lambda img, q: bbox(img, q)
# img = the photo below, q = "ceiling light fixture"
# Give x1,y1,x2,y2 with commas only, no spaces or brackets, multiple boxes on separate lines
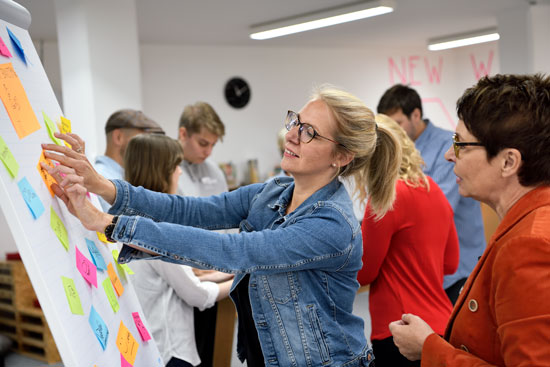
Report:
428,28,500,51
250,0,394,40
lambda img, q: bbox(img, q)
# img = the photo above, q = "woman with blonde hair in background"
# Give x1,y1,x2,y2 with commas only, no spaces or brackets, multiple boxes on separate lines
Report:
42,85,401,366
358,114,459,367
124,134,233,367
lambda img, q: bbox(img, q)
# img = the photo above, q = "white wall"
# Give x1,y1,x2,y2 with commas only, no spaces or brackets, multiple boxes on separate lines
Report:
140,42,499,184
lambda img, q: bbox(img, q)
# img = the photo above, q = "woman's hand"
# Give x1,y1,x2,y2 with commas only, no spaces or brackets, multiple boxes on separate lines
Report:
41,161,113,232
389,313,435,361
41,132,116,204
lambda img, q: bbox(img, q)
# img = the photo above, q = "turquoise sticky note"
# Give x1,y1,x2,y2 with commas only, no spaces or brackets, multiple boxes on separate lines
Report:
6,27,25,65
86,238,107,271
88,305,109,350
17,177,44,219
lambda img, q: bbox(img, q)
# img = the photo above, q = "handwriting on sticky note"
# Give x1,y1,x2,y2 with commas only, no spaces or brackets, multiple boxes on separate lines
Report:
17,177,44,219
0,63,40,139
88,306,109,350
76,246,97,288
102,277,119,313
0,135,19,178
107,263,124,296
43,111,63,145
37,151,56,196
112,250,134,275
132,312,151,342
116,321,139,365
61,276,84,315
0,36,12,58
86,238,107,271
50,207,69,251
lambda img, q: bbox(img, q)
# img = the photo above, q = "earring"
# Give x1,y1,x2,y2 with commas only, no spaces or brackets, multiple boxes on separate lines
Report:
331,163,337,167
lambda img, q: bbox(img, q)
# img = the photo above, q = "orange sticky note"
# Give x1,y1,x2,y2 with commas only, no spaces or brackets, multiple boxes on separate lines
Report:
0,63,40,139
107,263,124,297
116,321,139,365
37,151,56,196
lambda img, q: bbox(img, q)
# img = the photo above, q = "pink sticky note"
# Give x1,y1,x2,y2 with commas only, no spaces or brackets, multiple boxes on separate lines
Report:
120,353,132,367
0,36,12,58
132,312,151,341
76,246,98,287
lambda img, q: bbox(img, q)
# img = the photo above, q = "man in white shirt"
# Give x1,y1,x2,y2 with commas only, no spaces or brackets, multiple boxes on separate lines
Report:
177,102,228,367
95,109,164,211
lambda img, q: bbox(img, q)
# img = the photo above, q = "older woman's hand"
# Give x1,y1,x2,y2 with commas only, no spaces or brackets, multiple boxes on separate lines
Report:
41,132,116,204
389,313,435,361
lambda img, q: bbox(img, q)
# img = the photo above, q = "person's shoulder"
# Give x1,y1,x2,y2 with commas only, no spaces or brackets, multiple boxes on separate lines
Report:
426,121,453,140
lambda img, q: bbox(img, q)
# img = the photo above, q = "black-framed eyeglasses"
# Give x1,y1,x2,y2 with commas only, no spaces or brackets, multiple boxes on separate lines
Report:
285,110,344,146
452,133,484,158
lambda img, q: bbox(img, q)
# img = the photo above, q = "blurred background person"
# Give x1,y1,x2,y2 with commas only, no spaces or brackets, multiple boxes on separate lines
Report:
124,134,233,367
95,109,164,211
377,85,485,304
390,74,550,366
358,114,458,367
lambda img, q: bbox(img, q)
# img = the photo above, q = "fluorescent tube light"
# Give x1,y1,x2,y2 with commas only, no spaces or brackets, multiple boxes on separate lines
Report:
250,0,394,40
428,28,500,51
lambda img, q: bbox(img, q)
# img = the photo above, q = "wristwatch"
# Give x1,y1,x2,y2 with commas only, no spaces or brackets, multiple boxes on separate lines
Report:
104,216,119,243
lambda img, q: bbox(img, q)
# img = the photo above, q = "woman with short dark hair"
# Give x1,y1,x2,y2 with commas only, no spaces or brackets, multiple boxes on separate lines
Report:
389,74,550,366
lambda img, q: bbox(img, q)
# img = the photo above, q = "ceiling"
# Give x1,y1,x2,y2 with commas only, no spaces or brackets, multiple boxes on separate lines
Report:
15,0,528,49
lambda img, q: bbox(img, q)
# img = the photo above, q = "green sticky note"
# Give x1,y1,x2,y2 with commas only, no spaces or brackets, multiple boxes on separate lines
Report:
61,276,84,315
42,111,63,146
0,135,19,178
102,277,119,313
112,250,134,275
50,207,69,251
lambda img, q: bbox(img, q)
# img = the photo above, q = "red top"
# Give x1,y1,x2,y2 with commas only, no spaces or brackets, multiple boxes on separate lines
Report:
358,177,459,339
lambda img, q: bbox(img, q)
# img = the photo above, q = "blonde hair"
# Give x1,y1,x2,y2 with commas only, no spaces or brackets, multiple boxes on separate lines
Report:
124,134,184,194
375,114,429,189
312,85,401,219
179,102,225,140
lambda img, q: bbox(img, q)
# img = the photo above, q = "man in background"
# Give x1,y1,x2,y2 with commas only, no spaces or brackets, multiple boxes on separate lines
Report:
177,102,228,367
377,84,486,304
95,109,164,211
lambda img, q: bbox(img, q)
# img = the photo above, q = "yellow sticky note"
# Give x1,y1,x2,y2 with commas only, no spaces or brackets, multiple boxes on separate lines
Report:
0,135,19,178
102,277,119,313
61,276,84,315
96,231,108,244
107,263,124,297
42,111,63,146
50,207,69,251
37,151,56,197
0,63,41,139
60,116,72,148
116,321,139,366
112,250,134,275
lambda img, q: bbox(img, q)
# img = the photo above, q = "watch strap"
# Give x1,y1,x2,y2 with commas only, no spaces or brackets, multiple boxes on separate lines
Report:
104,216,118,243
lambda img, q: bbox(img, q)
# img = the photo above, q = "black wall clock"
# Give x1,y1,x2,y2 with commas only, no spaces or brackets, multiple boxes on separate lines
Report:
224,77,251,109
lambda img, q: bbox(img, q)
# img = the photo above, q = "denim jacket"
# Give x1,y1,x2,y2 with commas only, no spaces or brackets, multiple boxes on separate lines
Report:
113,176,374,366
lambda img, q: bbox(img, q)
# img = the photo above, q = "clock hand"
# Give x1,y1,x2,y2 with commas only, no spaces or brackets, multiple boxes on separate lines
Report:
233,85,242,97
237,85,248,95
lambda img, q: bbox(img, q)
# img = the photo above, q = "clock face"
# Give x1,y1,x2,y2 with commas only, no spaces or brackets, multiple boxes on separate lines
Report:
224,77,251,109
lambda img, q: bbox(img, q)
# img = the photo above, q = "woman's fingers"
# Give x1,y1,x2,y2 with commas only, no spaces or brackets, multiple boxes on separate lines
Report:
54,132,86,154
42,144,81,164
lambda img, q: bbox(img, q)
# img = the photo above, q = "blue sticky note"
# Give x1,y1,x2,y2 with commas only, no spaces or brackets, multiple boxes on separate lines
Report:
86,238,107,271
88,306,109,350
6,27,26,65
17,177,45,219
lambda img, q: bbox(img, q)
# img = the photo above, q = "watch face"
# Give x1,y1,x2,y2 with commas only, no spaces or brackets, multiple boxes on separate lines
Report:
224,77,251,109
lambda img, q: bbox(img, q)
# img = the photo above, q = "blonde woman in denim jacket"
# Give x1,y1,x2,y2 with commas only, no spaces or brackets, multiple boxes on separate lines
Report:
43,86,402,366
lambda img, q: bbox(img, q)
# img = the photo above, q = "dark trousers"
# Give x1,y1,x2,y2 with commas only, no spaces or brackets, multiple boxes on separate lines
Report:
372,337,421,367
166,357,193,367
193,303,218,367
445,277,468,305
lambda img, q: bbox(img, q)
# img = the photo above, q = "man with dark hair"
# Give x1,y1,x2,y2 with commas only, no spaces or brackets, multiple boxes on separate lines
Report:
377,85,486,304
95,109,164,211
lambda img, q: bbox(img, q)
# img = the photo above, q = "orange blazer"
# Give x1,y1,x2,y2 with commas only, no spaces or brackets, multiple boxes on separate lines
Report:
422,186,550,366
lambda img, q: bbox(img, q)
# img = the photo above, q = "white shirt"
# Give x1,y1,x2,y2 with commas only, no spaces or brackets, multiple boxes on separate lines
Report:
131,261,219,366
177,159,228,198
